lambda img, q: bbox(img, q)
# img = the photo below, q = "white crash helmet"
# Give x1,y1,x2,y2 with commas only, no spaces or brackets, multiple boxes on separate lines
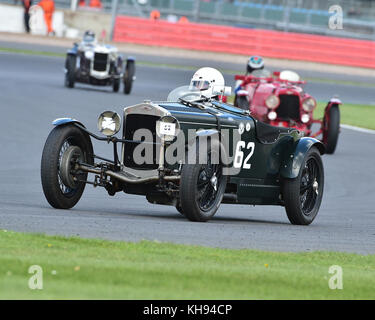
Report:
189,67,225,98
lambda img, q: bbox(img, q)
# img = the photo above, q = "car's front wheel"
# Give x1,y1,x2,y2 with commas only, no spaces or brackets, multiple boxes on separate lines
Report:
175,202,184,215
179,141,227,222
113,78,120,92
41,124,93,209
65,55,76,88
323,105,340,154
282,147,324,225
123,60,135,94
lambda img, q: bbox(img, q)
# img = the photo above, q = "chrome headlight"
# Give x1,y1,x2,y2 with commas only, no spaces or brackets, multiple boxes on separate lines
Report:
97,111,121,137
265,95,280,109
302,97,316,112
156,116,180,142
84,50,94,60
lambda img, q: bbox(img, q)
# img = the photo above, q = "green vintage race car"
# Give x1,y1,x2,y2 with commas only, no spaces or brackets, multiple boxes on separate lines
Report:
41,85,325,225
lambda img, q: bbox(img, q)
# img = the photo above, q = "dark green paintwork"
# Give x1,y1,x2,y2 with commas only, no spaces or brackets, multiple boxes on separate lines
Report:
157,100,324,205
280,137,325,179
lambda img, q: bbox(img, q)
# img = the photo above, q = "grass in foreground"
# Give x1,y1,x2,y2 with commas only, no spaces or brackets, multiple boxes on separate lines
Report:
0,230,374,299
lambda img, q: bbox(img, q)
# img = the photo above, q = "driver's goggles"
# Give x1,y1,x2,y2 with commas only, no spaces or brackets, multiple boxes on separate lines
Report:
190,80,210,91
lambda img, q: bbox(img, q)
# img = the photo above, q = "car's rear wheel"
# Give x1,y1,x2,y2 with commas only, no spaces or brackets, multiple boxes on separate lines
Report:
179,140,227,222
41,125,93,209
123,60,135,95
65,55,76,88
323,105,340,154
282,147,324,225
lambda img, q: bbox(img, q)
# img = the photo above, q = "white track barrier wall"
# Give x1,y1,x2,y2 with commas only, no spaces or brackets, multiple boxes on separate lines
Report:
0,4,64,37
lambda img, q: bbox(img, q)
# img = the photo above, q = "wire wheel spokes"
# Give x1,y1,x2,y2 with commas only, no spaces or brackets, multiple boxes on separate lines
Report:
300,158,320,215
196,156,222,212
57,140,74,195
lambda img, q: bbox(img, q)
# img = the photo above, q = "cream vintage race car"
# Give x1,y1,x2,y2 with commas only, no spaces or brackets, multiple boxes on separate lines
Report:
64,30,135,94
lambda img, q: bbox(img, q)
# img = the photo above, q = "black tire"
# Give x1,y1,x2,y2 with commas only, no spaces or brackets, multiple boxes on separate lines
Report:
123,60,135,95
233,95,238,107
113,78,120,92
282,147,324,225
237,96,249,110
179,140,227,222
323,105,340,154
41,124,93,209
176,203,184,215
65,55,76,88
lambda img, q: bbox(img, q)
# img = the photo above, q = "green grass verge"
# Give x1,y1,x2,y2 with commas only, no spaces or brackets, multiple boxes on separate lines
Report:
227,95,375,131
315,102,375,130
0,46,64,58
1,46,375,88
1,230,374,299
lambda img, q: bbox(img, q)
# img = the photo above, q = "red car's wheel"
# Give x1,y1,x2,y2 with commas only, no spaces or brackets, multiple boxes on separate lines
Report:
323,105,340,154
238,96,249,110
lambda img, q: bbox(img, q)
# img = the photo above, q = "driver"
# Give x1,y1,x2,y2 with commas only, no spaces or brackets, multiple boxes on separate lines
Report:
81,30,96,46
189,67,225,99
234,55,265,94
246,55,264,74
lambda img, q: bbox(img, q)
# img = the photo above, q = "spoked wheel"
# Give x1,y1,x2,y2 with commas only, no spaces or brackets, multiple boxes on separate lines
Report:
282,147,324,225
323,105,340,154
41,125,93,209
179,141,227,222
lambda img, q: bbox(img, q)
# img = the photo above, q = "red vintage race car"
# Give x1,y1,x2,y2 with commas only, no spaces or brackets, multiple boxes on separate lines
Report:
234,67,341,154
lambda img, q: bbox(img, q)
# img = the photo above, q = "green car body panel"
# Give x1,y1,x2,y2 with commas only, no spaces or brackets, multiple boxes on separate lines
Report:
152,101,324,206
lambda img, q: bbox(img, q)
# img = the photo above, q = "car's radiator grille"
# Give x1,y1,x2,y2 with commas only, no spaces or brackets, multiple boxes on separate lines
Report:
123,114,159,170
93,53,108,71
277,95,300,121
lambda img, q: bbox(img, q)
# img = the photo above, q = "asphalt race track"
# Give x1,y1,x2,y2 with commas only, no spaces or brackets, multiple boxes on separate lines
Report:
1,51,375,254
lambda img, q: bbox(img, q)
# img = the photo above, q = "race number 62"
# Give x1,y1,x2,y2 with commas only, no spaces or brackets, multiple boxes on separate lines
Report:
233,141,255,169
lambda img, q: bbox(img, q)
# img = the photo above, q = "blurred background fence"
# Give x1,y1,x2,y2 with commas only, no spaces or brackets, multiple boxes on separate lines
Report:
113,15,375,68
3,0,375,40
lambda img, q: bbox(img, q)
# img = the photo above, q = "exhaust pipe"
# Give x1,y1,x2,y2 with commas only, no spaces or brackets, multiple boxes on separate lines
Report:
77,164,180,184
